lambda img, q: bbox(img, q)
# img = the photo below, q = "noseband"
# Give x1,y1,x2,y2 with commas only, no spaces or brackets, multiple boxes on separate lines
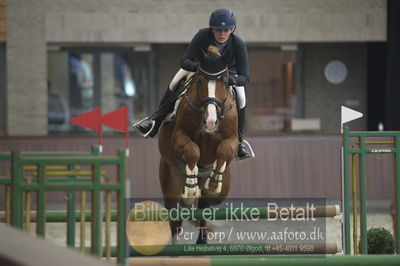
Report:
184,67,236,121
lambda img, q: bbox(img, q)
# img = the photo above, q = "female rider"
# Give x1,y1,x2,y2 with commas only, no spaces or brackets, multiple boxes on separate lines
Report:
134,8,252,160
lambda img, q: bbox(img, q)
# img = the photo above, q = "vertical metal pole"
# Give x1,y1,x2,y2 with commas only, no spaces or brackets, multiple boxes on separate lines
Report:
24,177,32,233
352,152,358,254
91,162,102,256
395,135,400,253
118,150,127,265
80,190,86,252
67,190,76,247
11,151,23,229
105,180,111,260
37,162,46,237
342,127,351,254
67,164,77,248
5,184,11,224
359,136,367,254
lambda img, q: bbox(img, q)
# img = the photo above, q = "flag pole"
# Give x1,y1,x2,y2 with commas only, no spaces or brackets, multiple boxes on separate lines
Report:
125,131,130,157
99,127,103,153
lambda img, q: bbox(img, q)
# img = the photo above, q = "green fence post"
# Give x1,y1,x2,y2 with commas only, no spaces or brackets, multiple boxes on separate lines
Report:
396,135,400,253
117,150,127,265
67,163,76,248
359,135,367,254
343,127,351,254
91,161,102,256
37,162,46,237
11,150,23,229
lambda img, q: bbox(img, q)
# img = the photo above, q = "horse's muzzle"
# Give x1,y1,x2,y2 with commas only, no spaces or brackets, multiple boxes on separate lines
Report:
202,115,219,133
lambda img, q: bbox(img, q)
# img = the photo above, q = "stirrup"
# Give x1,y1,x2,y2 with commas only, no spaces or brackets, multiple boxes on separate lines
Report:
133,117,155,138
237,139,255,162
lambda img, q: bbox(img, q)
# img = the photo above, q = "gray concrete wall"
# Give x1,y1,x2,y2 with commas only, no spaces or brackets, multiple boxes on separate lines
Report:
154,44,186,98
303,43,367,133
6,0,385,135
43,0,387,43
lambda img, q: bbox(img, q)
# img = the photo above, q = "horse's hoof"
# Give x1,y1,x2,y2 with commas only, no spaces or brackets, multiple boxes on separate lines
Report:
204,190,220,198
182,196,196,207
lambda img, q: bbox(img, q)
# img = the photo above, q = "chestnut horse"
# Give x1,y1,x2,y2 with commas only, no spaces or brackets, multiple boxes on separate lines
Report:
158,46,238,244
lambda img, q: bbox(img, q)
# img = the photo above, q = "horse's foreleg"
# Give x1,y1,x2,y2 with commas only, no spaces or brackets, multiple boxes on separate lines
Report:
174,130,201,201
205,138,237,195
205,161,226,194
182,164,201,199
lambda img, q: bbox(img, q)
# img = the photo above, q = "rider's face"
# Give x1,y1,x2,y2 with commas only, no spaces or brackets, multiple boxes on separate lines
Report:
212,29,233,44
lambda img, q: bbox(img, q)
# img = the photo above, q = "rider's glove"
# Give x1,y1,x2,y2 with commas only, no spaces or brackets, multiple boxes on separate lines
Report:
229,75,238,86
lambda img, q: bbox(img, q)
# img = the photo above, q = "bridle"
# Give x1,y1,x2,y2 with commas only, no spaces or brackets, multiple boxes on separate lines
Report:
184,66,236,121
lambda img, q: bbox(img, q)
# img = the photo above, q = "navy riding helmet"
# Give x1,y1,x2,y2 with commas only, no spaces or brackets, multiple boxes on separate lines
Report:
209,8,236,30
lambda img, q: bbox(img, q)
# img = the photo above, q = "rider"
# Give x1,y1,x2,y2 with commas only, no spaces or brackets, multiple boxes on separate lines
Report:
134,8,252,160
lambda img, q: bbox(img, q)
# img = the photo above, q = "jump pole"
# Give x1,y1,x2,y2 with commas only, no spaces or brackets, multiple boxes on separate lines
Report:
130,255,400,266
103,243,339,257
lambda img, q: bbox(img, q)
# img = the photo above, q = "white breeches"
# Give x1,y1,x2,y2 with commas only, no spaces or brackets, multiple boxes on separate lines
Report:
169,69,190,91
234,85,246,109
168,68,246,109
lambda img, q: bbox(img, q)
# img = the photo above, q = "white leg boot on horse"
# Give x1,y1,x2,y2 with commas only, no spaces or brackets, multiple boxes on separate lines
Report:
205,160,226,196
174,130,202,205
182,164,201,205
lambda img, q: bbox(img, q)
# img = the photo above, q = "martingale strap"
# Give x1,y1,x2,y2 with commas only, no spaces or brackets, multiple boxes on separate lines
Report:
185,183,198,188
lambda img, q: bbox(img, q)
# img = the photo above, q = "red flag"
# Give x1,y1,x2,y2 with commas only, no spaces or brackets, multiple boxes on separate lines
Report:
70,107,102,132
101,106,128,133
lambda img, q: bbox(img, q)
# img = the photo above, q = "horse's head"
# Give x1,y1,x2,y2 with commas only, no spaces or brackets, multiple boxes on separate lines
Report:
192,45,232,133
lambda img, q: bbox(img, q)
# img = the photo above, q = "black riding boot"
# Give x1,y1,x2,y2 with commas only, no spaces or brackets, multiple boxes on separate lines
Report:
237,107,253,160
134,88,174,138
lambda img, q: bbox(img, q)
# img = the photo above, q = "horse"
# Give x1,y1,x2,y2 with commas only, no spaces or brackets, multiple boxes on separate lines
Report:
158,45,239,244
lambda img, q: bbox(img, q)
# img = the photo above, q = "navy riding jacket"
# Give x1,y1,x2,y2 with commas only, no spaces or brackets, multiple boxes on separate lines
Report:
180,28,249,87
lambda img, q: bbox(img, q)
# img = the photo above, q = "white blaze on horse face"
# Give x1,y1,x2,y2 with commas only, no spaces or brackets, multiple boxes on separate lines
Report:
205,80,217,132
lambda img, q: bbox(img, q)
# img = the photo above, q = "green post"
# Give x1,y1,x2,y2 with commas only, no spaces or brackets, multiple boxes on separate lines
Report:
91,162,102,256
66,164,77,248
117,150,126,265
359,136,367,254
11,150,23,229
67,163,76,248
343,127,351,254
396,135,400,253
37,162,46,237
66,190,76,247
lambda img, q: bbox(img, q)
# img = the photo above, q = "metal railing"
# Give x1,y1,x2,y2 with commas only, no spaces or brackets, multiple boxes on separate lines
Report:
342,127,400,254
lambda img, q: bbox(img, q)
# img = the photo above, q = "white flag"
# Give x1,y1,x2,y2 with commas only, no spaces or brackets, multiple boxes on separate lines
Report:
341,106,363,132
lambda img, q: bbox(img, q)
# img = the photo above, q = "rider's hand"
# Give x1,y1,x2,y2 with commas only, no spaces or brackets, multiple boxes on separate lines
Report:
229,75,238,86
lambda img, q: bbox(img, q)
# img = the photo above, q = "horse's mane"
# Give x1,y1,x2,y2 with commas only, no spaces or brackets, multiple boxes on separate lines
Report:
207,45,221,56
